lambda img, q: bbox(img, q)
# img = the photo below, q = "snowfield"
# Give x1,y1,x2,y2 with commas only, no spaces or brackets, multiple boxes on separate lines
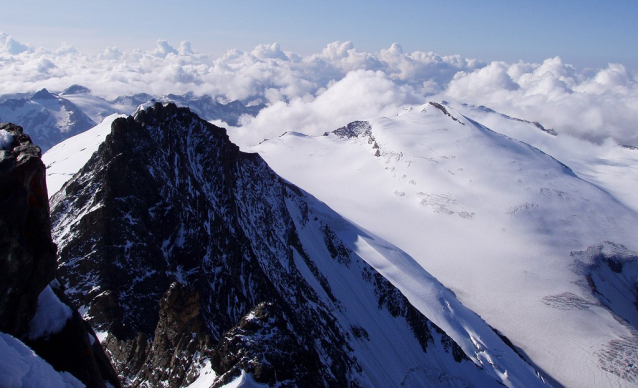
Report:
43,114,124,197
253,102,638,387
447,101,638,215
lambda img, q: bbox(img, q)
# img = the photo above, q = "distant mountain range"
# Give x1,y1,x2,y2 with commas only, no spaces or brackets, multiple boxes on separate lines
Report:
0,85,265,152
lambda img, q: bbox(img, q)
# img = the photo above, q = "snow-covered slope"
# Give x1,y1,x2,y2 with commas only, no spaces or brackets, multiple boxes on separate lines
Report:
42,114,124,196
447,101,638,215
253,102,638,387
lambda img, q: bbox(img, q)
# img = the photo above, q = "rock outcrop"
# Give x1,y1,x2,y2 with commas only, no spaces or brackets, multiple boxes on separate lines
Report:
0,123,120,388
104,283,211,388
0,122,56,337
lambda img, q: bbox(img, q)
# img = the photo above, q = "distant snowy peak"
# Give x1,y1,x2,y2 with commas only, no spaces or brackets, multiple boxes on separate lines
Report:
31,88,57,101
159,93,265,126
2,86,267,153
0,88,97,152
60,85,92,96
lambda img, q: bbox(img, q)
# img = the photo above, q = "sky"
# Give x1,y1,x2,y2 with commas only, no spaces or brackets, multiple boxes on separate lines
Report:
2,1,638,148
4,0,638,70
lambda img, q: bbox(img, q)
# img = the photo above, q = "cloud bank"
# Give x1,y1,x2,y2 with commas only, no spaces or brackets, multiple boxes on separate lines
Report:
445,58,638,144
1,33,637,146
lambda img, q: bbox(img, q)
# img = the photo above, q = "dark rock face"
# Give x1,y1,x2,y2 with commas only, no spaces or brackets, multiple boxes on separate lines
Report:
210,301,323,388
0,123,55,337
429,102,465,125
104,283,211,388
51,103,499,387
0,122,120,388
327,121,380,156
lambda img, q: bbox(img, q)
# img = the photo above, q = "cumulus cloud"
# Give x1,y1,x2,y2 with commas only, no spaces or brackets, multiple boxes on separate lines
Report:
230,70,422,146
154,39,178,57
442,57,638,144
0,32,637,146
0,33,482,102
0,32,32,55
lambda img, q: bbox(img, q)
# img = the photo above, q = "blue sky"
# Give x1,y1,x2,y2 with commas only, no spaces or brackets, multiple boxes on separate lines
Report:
4,0,638,69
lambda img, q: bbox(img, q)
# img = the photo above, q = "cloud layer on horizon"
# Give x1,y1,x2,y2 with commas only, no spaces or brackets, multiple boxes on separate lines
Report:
1,33,637,146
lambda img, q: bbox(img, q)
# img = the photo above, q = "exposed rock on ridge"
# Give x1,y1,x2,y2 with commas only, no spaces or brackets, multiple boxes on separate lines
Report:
0,122,55,336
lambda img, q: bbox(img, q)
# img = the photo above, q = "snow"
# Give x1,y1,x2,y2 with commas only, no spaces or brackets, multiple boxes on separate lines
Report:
42,114,124,197
294,194,543,387
28,285,72,340
183,361,267,388
95,331,109,343
185,359,217,388
0,129,13,149
0,332,84,388
447,101,638,214
254,102,638,387
219,371,268,388
61,93,134,124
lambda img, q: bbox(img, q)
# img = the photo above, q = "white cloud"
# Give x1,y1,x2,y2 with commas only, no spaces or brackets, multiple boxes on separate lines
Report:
55,43,78,56
229,70,422,146
0,32,32,55
1,32,637,146
251,43,289,61
442,57,638,144
154,39,178,57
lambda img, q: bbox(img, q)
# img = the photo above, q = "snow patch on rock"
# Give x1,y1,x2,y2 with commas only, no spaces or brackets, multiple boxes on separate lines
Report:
0,129,13,149
28,286,72,341
0,332,83,388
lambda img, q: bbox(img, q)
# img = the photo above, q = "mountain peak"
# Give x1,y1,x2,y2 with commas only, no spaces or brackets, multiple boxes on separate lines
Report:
31,88,56,101
61,85,91,95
